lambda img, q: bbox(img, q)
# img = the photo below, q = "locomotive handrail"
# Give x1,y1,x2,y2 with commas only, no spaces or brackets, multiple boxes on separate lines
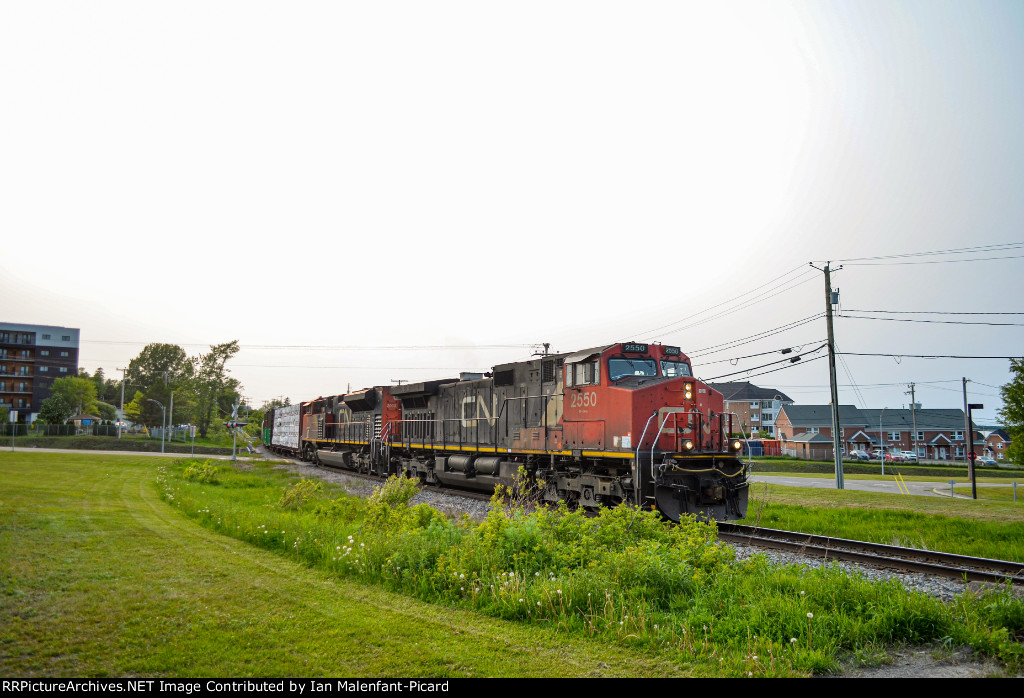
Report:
634,411,658,507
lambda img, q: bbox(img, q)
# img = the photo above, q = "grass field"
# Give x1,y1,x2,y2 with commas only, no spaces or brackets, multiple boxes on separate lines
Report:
0,451,691,677
3,451,1023,678
739,481,1024,560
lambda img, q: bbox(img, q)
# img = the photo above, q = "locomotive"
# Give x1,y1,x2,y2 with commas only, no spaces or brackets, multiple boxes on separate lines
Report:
262,341,749,521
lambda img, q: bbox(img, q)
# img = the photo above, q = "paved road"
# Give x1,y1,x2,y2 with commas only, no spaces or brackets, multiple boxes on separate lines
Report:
750,473,1020,498
2,446,248,460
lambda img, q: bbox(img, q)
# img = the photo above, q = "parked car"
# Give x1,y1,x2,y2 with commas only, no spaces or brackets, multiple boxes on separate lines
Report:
849,450,871,461
884,452,903,463
870,450,885,460
978,456,998,466
901,452,918,463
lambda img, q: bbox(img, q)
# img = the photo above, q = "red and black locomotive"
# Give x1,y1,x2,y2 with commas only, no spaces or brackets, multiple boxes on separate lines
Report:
262,341,749,521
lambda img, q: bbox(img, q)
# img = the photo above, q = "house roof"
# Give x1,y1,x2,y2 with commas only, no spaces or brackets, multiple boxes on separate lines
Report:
859,408,978,432
707,381,793,403
848,430,880,445
987,428,1012,443
788,432,834,443
780,405,979,432
778,404,867,427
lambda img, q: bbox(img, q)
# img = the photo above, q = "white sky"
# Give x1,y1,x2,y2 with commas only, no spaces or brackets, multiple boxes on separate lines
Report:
3,1,1022,424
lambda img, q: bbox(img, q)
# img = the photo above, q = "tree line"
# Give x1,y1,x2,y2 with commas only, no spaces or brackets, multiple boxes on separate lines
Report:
34,340,248,439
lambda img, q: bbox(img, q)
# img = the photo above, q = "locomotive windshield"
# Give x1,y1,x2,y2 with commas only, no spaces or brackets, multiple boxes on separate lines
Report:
608,358,658,381
661,360,692,377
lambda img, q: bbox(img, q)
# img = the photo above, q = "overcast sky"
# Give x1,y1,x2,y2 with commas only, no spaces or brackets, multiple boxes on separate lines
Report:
3,1,1022,424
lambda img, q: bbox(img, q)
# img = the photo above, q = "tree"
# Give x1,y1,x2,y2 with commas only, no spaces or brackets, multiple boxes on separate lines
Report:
127,344,194,395
194,340,240,438
38,393,74,425
999,358,1024,465
123,391,145,426
95,401,117,422
48,376,98,415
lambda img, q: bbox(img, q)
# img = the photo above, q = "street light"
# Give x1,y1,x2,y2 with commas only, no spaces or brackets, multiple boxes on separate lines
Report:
147,399,166,453
967,403,983,500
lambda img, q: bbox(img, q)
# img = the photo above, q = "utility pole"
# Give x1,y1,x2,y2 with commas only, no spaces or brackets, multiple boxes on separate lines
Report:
117,367,127,439
231,398,240,462
813,262,845,489
906,383,918,460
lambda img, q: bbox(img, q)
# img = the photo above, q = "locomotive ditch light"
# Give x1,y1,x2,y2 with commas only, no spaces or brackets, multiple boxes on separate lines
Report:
683,439,694,451
684,383,693,400
731,440,743,452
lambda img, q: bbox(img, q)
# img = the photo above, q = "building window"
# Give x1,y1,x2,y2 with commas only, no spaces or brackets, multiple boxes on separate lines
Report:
917,431,924,441
807,427,819,434
59,367,68,374
39,367,48,373
751,414,759,422
750,401,758,409
60,351,69,358
42,334,51,340
62,335,71,342
888,431,900,441
762,412,773,421
954,431,964,440
40,350,49,356
955,446,964,457
0,333,8,342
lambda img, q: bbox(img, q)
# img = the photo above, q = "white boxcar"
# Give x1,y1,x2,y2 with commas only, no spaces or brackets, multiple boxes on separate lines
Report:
272,404,301,451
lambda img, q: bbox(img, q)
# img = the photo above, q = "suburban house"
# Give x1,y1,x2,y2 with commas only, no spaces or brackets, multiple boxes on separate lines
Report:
985,428,1012,461
707,381,793,437
775,405,983,461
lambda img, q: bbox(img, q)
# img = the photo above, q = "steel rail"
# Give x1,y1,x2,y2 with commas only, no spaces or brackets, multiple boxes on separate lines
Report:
717,523,1024,586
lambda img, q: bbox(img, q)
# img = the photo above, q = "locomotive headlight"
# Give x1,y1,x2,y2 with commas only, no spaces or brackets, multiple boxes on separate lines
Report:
732,440,743,452
684,383,693,400
683,439,694,451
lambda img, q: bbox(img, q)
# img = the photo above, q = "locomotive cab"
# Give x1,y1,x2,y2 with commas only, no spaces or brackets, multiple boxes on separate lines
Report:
562,342,748,520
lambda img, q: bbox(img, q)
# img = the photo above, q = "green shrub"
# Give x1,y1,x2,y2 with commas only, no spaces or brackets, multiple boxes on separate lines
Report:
182,460,220,484
279,478,323,510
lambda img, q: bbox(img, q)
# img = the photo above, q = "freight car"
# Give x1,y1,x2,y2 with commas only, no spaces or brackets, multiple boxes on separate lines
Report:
262,341,748,521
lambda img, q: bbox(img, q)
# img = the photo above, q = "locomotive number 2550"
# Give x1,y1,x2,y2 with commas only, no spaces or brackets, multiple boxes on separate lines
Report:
570,391,597,408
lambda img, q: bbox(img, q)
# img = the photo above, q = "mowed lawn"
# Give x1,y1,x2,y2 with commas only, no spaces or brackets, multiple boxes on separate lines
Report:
0,451,690,678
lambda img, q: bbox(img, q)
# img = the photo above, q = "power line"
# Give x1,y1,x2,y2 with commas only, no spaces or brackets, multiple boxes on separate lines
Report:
631,265,816,340
831,241,1024,264
840,315,1024,327
700,344,827,382
838,352,1023,360
688,313,824,358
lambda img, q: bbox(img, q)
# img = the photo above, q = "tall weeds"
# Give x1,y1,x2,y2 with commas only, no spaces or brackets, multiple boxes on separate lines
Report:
158,459,1024,677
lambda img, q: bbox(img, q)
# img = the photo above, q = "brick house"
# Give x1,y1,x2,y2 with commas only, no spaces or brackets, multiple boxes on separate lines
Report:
776,405,982,461
985,429,1012,461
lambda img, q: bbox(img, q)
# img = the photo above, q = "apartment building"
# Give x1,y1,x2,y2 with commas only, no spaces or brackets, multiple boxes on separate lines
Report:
707,381,793,437
0,323,80,421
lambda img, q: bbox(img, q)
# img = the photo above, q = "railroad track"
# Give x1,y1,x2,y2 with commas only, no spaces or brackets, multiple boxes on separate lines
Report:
717,523,1024,586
